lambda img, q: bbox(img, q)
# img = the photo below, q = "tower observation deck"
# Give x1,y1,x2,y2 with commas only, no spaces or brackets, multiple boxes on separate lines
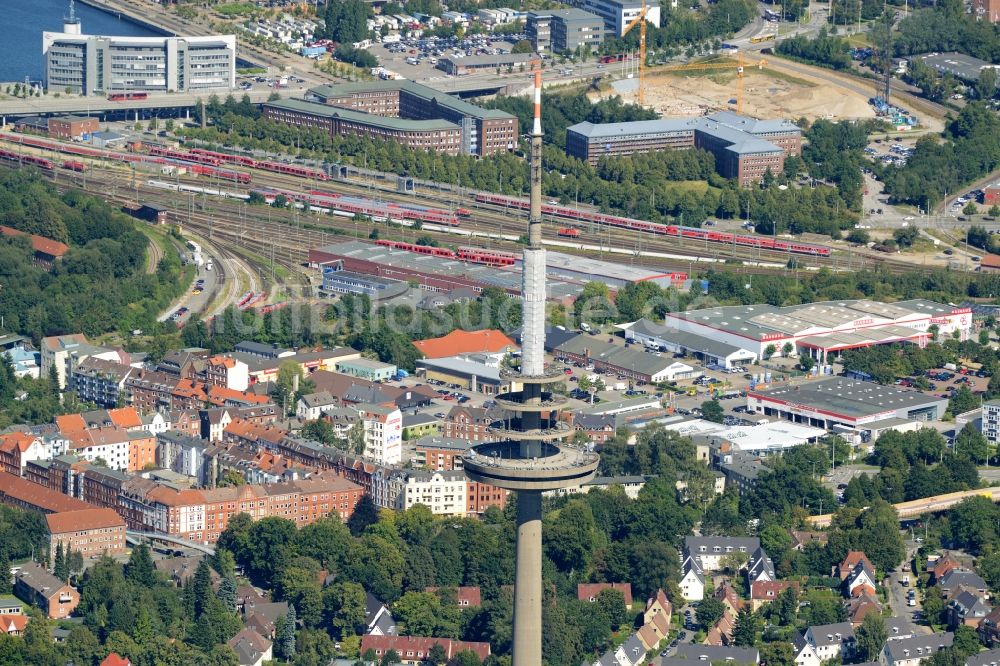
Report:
461,72,599,666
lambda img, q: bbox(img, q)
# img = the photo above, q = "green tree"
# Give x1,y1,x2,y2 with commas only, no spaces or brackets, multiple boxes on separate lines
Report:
218,575,237,613
964,202,980,216
394,591,440,636
978,65,997,100
323,582,367,638
701,399,724,423
278,606,297,659
53,542,67,581
0,550,10,594
544,500,598,572
697,596,725,628
990,205,1000,218
777,585,798,626
273,360,304,415
953,624,982,658
428,642,449,665
764,343,777,359
595,588,629,631
347,494,379,537
732,606,761,646
856,613,888,662
955,421,991,463
950,385,980,416
347,421,366,456
125,543,155,587
511,39,534,54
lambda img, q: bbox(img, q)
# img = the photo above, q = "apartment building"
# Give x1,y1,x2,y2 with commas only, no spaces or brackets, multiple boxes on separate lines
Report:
46,507,126,559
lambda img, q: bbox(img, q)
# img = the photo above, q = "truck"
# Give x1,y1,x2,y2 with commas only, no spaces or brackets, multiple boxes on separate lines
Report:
944,363,958,371
580,322,592,333
394,369,409,380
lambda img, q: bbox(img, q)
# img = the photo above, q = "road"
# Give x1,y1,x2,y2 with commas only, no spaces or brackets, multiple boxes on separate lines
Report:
885,555,928,630
810,486,1000,527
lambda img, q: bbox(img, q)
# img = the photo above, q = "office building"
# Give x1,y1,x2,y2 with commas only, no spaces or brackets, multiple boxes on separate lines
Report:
527,9,605,52
566,111,802,185
578,0,661,36
296,80,518,156
43,30,236,96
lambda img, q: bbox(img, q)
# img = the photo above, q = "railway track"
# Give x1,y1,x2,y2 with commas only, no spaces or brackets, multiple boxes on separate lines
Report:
0,141,948,278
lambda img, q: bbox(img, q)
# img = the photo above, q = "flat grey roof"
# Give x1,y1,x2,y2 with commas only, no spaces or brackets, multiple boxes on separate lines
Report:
442,53,538,67
529,8,604,20
752,378,946,419
265,98,461,132
542,251,675,285
630,318,745,358
307,80,515,120
567,111,799,156
417,356,502,383
917,52,998,82
314,240,584,299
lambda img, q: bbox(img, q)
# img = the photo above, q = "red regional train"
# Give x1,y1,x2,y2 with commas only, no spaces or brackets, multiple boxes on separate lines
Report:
107,92,148,101
0,149,53,170
0,134,252,184
474,192,832,257
375,240,518,268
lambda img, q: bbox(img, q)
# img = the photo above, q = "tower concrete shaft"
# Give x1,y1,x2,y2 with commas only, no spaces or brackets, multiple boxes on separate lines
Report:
512,491,543,666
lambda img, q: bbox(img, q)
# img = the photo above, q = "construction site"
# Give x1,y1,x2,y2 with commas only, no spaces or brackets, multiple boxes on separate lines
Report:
598,64,877,122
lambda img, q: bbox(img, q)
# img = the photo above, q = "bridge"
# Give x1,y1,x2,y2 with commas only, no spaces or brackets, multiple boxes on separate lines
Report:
807,487,1000,528
126,530,216,556
0,89,283,121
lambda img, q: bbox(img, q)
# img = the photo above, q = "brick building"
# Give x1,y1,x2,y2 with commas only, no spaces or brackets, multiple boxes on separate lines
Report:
288,80,518,157
13,563,78,619
566,111,801,185
47,115,99,140
442,406,499,443
46,508,126,559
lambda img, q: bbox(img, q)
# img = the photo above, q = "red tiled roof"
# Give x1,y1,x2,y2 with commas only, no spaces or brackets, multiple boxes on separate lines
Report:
0,226,69,258
207,386,271,406
360,636,490,662
577,582,633,606
0,615,28,634
107,407,142,429
0,472,92,513
412,329,516,359
750,580,799,600
55,413,87,435
0,432,39,454
100,653,132,666
980,254,1000,270
45,508,125,535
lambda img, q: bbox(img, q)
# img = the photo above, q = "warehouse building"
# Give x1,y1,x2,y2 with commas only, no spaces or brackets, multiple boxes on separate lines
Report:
622,319,758,369
302,81,518,156
747,377,949,430
309,241,584,302
664,299,972,365
554,335,702,384
527,9,605,53
437,53,541,76
566,111,801,185
335,358,398,382
415,357,509,394
43,31,236,96
320,266,409,300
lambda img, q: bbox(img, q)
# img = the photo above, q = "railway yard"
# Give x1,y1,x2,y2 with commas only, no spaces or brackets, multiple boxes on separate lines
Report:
0,130,965,321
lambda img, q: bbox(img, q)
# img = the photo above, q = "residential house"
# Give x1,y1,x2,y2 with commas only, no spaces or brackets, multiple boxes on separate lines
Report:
684,536,761,571
940,570,989,598
205,356,249,391
613,634,647,665
794,623,855,666
706,607,737,646
791,531,828,551
227,627,273,666
845,561,878,598
847,592,883,626
425,586,481,608
885,617,917,642
881,632,953,666
0,432,48,477
637,611,670,651
716,582,745,616
243,600,288,640
13,563,79,618
578,582,633,606
949,590,992,628
360,635,490,665
644,589,672,627
297,391,337,421
980,607,1000,647
442,405,499,443
750,581,799,611
574,413,617,444
41,334,114,390
837,551,874,580
0,614,28,636
155,554,210,587
967,648,1000,666
679,557,705,601
746,547,775,585
365,592,397,636
0,596,23,616
100,655,131,666
412,329,516,358
930,555,963,583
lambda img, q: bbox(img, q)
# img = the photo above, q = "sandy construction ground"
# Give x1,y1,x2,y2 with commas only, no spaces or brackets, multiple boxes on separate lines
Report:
597,68,877,122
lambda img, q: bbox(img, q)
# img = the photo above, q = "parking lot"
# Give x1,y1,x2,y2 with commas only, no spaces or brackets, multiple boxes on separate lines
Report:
368,34,524,82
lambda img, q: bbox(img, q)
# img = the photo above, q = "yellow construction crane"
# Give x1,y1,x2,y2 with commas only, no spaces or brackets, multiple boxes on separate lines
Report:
621,0,649,105
658,53,766,115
